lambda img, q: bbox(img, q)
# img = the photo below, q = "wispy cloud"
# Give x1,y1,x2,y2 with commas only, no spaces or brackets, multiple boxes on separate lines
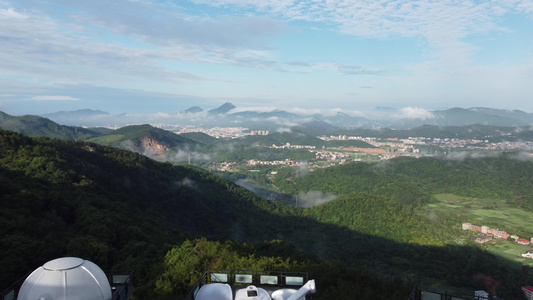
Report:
1,0,532,114
395,107,434,120
32,96,80,101
297,190,337,208
191,0,527,65
0,1,285,86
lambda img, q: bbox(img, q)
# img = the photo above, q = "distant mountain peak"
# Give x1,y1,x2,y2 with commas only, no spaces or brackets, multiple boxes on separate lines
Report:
42,109,109,118
336,111,351,117
181,106,203,114
219,102,236,110
208,102,236,116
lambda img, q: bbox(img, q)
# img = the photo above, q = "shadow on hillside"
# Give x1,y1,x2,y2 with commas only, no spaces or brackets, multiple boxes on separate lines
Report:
1,134,532,299
189,182,533,299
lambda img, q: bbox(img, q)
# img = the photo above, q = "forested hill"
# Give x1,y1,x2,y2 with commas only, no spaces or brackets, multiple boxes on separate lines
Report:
0,129,297,296
274,154,533,211
0,111,104,140
1,130,532,299
87,124,199,148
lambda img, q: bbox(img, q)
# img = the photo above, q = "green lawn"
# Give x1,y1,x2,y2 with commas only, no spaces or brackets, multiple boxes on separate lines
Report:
421,193,533,269
484,240,533,268
427,193,533,237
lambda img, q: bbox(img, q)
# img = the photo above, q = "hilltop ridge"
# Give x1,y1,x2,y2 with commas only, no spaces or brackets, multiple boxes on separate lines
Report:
2,129,533,298
12,105,533,129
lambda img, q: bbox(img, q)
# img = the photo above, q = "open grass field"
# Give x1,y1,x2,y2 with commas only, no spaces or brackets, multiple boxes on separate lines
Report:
484,240,533,268
421,193,533,269
426,194,533,237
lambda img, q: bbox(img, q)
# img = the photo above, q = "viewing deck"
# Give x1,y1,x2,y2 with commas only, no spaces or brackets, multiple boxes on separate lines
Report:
408,285,499,300
184,269,315,300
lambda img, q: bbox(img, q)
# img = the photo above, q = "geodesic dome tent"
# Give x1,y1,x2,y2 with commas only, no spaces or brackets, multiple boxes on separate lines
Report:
17,257,112,300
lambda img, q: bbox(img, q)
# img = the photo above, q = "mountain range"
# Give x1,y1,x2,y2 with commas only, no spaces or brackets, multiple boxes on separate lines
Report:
4,110,533,165
2,129,533,299
39,104,533,130
3,104,533,298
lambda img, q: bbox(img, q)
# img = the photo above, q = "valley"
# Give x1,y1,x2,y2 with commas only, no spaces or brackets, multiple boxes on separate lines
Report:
424,194,533,268
4,0,533,298
2,107,533,299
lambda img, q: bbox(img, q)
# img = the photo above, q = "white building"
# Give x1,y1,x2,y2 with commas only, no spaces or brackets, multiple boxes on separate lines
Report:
475,290,489,299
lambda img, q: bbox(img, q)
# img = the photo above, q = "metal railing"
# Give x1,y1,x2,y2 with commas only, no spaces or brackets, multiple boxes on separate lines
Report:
109,271,135,300
1,274,28,300
408,285,496,300
184,269,311,300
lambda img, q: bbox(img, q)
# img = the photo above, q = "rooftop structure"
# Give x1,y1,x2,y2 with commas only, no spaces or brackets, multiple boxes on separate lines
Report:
1,257,133,300
523,286,533,300
409,285,496,300
185,269,316,300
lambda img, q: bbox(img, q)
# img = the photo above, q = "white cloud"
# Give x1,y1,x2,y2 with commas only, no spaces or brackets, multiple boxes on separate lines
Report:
284,107,322,115
518,1,533,16
297,190,337,208
191,0,525,67
445,151,499,161
276,127,292,133
228,106,277,113
395,107,434,120
0,7,27,19
0,1,286,88
31,96,80,101
284,61,382,76
2,0,533,113
510,152,533,161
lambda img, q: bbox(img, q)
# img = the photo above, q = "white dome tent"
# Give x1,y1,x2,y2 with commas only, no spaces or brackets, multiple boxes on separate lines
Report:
17,257,112,300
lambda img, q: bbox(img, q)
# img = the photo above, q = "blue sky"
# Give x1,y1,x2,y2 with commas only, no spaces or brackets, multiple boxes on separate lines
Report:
1,0,532,117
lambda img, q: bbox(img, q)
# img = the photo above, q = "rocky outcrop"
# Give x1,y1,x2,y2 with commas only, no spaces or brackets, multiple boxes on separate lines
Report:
138,137,169,159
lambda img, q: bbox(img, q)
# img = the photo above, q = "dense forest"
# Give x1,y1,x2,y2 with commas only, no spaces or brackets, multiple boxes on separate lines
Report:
0,129,410,298
1,129,533,299
270,154,533,211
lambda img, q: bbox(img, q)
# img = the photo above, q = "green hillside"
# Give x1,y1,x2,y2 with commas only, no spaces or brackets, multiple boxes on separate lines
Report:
338,124,533,141
0,129,297,297
203,130,373,163
1,130,532,299
88,124,198,147
0,111,105,140
272,155,533,210
179,132,219,144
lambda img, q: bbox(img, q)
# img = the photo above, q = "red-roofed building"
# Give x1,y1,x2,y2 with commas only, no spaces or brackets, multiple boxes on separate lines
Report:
518,238,530,245
522,286,533,300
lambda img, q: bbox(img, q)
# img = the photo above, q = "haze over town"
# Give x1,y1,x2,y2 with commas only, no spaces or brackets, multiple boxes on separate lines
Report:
1,0,532,117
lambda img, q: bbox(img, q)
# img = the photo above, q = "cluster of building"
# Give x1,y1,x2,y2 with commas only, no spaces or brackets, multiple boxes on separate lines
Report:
267,143,316,149
209,161,239,172
245,159,299,167
250,130,269,135
311,150,351,162
176,127,271,139
176,126,250,138
462,223,511,240
320,134,533,152
462,223,532,246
